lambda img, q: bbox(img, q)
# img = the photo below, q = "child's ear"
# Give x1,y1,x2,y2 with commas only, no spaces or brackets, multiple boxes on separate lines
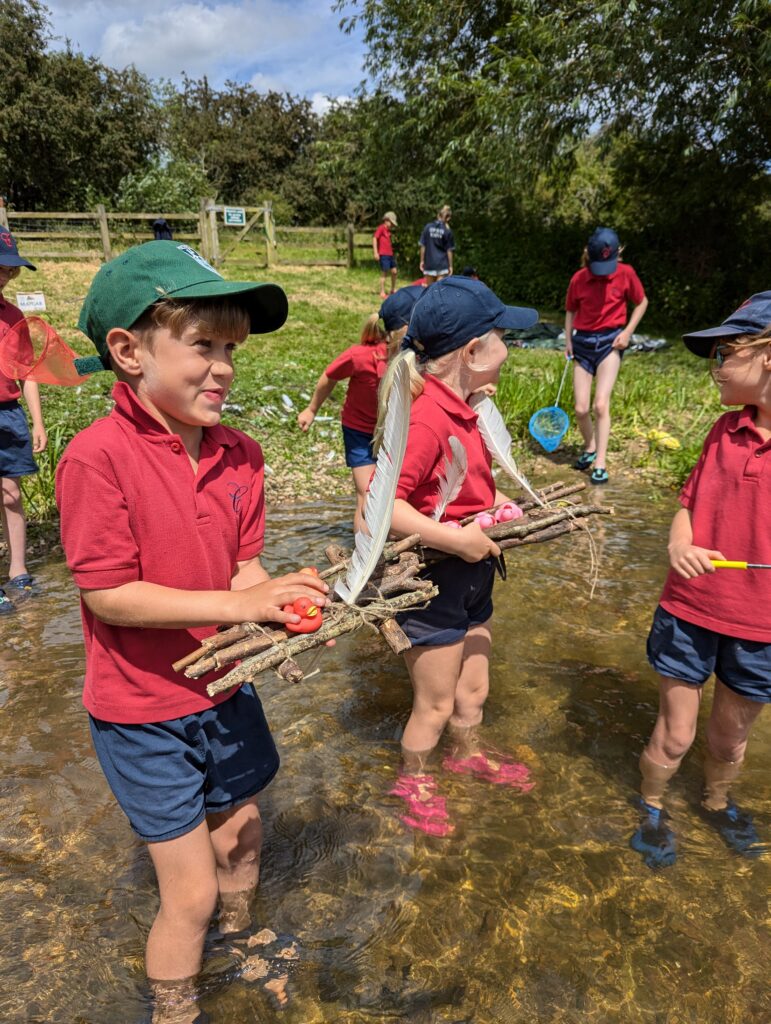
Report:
762,344,771,372
106,327,143,376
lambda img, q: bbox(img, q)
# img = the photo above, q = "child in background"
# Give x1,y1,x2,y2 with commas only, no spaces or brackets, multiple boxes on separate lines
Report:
0,231,47,614
297,285,424,530
419,205,455,284
632,292,771,869
377,277,538,836
373,211,398,299
56,242,330,1020
565,227,648,484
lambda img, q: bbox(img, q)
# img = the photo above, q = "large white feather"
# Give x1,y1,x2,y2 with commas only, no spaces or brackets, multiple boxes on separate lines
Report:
335,359,412,604
431,435,468,520
469,393,545,505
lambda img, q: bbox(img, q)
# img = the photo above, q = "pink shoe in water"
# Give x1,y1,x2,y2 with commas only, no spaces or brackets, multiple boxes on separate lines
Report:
442,752,534,791
389,774,454,836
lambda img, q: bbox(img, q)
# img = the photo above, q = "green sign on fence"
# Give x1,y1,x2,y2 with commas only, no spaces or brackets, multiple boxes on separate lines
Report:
223,206,246,227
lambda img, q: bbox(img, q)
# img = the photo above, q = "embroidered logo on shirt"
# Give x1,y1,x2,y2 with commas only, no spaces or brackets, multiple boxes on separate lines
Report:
227,482,248,513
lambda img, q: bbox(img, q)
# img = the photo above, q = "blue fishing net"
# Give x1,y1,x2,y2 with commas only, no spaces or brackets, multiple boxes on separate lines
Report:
528,405,570,452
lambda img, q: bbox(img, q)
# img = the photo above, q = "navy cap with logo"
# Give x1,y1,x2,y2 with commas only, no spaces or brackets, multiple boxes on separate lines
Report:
587,227,619,276
0,230,36,271
403,276,538,360
379,284,425,332
682,291,771,358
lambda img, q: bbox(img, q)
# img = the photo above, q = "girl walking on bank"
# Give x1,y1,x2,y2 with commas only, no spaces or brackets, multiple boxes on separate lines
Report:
565,227,648,484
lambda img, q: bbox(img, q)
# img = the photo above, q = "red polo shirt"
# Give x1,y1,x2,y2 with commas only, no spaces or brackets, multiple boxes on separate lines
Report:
0,296,24,401
395,375,495,520
373,223,393,257
660,407,771,642
55,382,266,724
325,342,388,434
565,264,645,331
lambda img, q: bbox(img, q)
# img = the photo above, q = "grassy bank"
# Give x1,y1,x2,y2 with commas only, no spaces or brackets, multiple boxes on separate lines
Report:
13,259,722,526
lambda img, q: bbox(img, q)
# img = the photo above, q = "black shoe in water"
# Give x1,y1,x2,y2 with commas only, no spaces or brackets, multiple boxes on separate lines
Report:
0,589,14,615
700,801,765,857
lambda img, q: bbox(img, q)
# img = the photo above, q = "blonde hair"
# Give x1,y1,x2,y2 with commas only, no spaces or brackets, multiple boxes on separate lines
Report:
130,297,251,344
360,312,386,346
386,324,408,359
716,323,771,352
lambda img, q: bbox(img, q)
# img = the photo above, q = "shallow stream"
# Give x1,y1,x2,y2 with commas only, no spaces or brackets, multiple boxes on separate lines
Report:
1,477,769,1023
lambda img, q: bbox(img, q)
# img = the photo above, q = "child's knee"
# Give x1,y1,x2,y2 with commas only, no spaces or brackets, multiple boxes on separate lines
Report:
574,400,591,418
418,694,455,725
162,876,219,931
1,479,22,511
593,397,610,418
658,723,696,761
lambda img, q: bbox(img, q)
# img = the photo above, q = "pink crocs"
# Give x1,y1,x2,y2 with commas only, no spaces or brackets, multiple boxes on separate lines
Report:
442,752,534,790
389,774,455,836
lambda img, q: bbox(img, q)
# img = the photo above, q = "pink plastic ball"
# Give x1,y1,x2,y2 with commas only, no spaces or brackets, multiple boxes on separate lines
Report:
475,512,496,529
495,502,524,523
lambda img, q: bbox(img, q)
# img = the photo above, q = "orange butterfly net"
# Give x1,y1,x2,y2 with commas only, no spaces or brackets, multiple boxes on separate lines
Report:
0,316,94,386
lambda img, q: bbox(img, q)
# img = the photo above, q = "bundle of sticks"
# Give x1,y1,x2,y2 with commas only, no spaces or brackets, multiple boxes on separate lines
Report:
173,480,612,694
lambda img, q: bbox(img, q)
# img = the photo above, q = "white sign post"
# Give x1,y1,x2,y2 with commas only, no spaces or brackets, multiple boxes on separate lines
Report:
16,292,47,312
223,207,246,227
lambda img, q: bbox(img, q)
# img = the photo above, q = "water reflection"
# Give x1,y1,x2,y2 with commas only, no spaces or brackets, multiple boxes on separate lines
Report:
0,481,768,1023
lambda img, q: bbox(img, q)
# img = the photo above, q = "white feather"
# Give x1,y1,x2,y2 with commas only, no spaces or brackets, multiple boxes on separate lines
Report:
431,436,468,520
469,393,545,505
335,359,412,604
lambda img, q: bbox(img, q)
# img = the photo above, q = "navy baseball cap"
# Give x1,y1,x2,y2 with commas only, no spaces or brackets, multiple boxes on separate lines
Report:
587,227,619,276
379,284,425,332
0,229,36,270
682,291,771,358
404,276,538,360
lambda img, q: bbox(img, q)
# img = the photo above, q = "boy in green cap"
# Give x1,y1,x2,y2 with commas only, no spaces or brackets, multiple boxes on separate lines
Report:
56,241,329,1020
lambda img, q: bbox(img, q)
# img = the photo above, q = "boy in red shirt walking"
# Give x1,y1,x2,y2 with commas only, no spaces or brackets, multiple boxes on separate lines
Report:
565,227,648,484
632,292,771,868
372,211,398,299
56,241,330,1019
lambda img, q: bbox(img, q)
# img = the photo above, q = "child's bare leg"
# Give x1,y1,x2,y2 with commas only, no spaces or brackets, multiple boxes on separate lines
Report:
447,620,491,755
208,797,263,934
1,477,28,579
592,352,622,469
351,465,374,535
702,679,764,811
642,676,703,806
572,363,595,453
402,639,465,761
390,266,398,294
379,268,387,296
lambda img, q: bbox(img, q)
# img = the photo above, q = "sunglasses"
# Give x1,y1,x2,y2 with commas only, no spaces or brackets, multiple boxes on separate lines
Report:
713,343,734,367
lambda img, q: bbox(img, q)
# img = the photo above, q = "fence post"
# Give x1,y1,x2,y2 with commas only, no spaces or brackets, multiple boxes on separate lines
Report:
0,197,8,229
198,198,210,261
207,199,220,266
96,204,112,262
264,202,276,268
346,222,355,268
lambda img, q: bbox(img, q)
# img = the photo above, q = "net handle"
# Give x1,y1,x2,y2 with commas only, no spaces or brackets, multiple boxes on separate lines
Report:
554,354,572,407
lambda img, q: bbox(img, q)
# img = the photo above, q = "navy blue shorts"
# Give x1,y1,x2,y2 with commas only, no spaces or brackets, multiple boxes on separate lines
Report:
379,255,396,271
0,401,38,478
342,424,375,468
396,556,495,646
571,329,624,376
647,605,771,703
89,684,280,842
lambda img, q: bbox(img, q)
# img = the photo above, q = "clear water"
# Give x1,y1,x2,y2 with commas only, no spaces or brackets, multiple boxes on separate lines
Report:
1,479,769,1023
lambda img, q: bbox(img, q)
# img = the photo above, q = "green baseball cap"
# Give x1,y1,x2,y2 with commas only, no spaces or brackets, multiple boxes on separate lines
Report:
76,241,288,372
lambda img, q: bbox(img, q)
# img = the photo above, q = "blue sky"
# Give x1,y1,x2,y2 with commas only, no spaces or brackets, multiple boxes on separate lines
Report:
44,0,367,112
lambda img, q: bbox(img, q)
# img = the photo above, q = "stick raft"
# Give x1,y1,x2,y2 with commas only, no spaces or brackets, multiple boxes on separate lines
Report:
173,480,612,693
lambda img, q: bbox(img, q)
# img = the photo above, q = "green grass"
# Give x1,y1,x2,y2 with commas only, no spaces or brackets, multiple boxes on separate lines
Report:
11,259,723,523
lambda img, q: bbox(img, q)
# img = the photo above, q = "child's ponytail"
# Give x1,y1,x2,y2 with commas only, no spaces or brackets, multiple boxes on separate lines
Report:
373,349,424,453
360,313,386,345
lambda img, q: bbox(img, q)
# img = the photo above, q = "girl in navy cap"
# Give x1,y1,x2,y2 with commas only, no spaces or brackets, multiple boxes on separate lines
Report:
0,230,47,613
297,286,423,531
565,227,648,484
375,276,537,836
631,293,771,868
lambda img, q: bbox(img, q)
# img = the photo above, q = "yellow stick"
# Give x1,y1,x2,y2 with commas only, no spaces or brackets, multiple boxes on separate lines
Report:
710,560,749,569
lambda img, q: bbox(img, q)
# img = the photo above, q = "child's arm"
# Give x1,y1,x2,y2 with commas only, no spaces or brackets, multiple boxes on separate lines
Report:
564,310,575,357
613,296,649,350
372,232,379,261
80,570,330,630
20,380,47,452
298,372,337,431
667,506,725,579
419,243,426,274
390,498,500,562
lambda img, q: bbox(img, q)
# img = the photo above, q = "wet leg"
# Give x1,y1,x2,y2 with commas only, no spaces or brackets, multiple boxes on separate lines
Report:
351,464,375,535
208,797,263,934
1,477,28,579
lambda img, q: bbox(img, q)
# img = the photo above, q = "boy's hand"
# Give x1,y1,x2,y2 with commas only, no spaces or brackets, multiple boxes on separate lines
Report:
237,571,330,625
613,329,632,350
297,408,315,431
668,542,725,579
32,426,47,452
471,383,497,398
450,523,501,564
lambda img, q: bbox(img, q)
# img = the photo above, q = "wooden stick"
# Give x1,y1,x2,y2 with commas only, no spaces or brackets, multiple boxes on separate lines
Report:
206,587,438,695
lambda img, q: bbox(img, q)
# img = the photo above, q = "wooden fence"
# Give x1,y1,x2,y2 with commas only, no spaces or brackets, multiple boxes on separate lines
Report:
0,199,373,270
